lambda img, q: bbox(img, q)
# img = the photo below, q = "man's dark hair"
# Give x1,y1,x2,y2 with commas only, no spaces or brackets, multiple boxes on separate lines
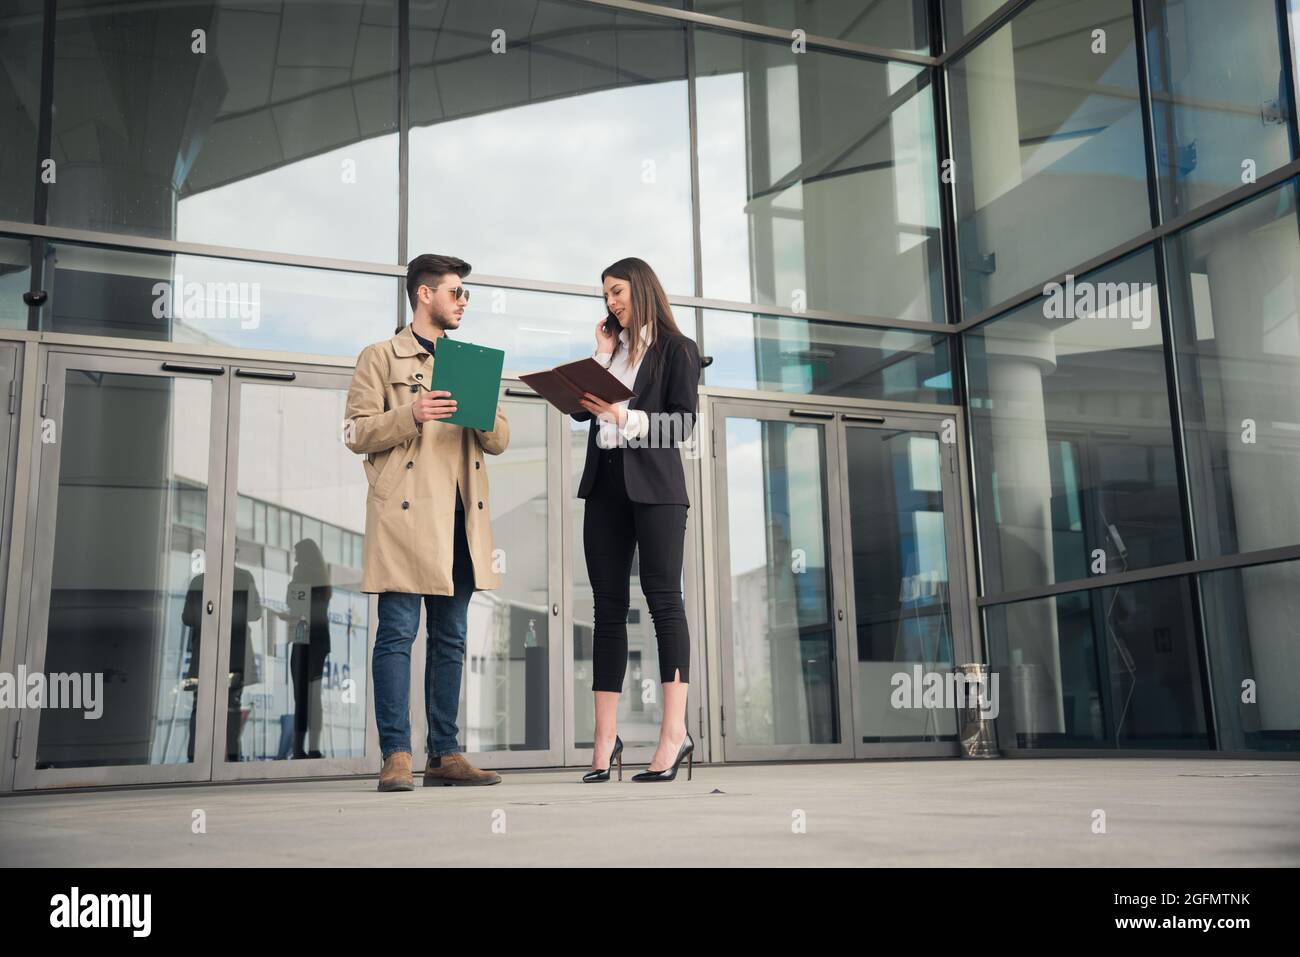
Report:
406,254,471,311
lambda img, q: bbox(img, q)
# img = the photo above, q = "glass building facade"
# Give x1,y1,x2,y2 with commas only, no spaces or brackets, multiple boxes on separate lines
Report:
0,0,1296,790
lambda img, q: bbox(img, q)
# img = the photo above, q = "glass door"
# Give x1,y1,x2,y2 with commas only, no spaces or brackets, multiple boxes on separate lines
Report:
839,412,971,758
710,398,973,762
213,364,377,779
409,382,565,768
711,401,855,761
562,408,706,768
16,351,230,788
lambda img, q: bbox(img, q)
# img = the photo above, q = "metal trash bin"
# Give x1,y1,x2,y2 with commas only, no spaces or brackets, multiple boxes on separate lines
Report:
956,663,998,758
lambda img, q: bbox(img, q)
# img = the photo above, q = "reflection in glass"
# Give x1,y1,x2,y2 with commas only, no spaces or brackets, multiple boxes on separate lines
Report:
947,0,1151,316
1165,179,1300,559
45,242,398,357
0,236,31,330
695,0,931,54
696,30,943,320
452,287,694,375
36,372,211,768
846,427,956,742
724,417,838,745
49,0,399,262
984,577,1209,748
223,383,368,762
941,0,1009,52
1198,559,1300,752
569,418,665,749
702,309,952,403
966,248,1187,595
1145,0,1295,218
0,0,41,223
459,396,549,751
409,0,693,294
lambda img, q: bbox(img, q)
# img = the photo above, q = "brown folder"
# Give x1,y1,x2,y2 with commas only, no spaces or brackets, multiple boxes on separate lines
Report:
518,357,636,415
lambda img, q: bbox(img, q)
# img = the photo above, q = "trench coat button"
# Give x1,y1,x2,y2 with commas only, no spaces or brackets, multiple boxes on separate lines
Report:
415,373,423,379
475,461,480,469
477,501,483,509
406,461,414,469
401,500,410,510
409,384,418,393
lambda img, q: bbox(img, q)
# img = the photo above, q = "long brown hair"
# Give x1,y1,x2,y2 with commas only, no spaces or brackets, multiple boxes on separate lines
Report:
601,258,683,379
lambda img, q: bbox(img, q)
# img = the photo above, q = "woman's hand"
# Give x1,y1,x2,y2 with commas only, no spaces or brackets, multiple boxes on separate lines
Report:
595,317,618,353
579,392,626,427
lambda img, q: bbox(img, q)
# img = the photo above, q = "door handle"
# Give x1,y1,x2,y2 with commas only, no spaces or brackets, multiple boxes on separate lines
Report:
506,388,541,399
235,368,297,381
552,603,559,616
837,608,843,621
842,413,886,423
206,600,214,614
162,362,224,376
789,408,834,420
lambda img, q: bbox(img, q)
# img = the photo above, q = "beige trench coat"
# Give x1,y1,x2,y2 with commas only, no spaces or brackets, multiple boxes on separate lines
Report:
343,325,509,595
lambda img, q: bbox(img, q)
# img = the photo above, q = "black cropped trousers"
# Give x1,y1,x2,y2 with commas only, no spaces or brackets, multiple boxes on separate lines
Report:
583,445,690,692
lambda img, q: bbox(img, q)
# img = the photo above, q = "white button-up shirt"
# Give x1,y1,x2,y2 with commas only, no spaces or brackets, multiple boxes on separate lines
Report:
593,323,653,449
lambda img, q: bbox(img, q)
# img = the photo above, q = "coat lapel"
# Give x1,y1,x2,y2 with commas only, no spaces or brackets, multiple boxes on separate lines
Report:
627,335,661,411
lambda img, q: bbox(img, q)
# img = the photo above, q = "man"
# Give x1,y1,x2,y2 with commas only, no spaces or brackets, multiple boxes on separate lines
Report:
344,254,509,791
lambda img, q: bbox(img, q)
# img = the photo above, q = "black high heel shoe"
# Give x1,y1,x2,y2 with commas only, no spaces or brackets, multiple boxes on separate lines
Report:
582,735,623,783
631,730,693,782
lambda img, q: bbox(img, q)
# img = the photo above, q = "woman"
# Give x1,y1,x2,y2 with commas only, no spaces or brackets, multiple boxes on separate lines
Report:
572,257,701,783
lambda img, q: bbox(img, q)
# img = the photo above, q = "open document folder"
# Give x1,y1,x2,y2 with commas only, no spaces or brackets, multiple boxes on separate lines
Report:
518,357,636,415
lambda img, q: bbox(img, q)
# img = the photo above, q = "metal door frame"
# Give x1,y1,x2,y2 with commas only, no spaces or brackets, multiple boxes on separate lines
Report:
709,398,857,762
836,409,972,760
14,349,231,789
212,361,380,780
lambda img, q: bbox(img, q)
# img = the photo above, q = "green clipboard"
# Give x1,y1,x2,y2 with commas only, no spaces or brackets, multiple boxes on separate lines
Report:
427,337,505,431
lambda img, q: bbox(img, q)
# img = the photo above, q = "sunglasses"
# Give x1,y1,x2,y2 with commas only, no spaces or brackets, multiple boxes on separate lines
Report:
424,283,470,303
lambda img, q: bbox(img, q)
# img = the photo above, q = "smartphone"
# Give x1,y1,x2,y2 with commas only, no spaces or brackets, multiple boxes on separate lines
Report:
601,311,622,338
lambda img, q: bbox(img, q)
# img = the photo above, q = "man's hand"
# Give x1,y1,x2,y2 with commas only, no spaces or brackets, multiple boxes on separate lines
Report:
412,389,458,424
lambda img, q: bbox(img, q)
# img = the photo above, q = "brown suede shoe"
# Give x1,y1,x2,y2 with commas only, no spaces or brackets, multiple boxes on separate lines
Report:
377,751,414,791
424,752,501,787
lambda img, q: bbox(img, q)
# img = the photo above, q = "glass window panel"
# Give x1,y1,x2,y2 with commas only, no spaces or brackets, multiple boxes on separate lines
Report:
947,0,1151,317
43,242,399,358
696,31,944,320
0,0,42,223
36,372,212,768
846,427,957,743
984,576,1209,749
48,0,399,262
695,0,932,55
1198,559,1300,752
1165,179,1300,559
965,247,1187,594
1145,0,1295,219
409,0,693,294
702,309,952,403
452,285,694,374
227,382,369,762
0,236,31,330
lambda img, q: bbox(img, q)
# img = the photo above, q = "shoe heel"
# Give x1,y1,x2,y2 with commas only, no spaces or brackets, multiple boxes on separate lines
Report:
616,751,622,782
687,750,693,781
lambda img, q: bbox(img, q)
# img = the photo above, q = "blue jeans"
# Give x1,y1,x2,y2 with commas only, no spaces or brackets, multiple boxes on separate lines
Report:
373,507,473,760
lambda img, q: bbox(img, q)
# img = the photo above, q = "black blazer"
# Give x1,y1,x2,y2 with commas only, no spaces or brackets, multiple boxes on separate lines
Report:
571,331,701,506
